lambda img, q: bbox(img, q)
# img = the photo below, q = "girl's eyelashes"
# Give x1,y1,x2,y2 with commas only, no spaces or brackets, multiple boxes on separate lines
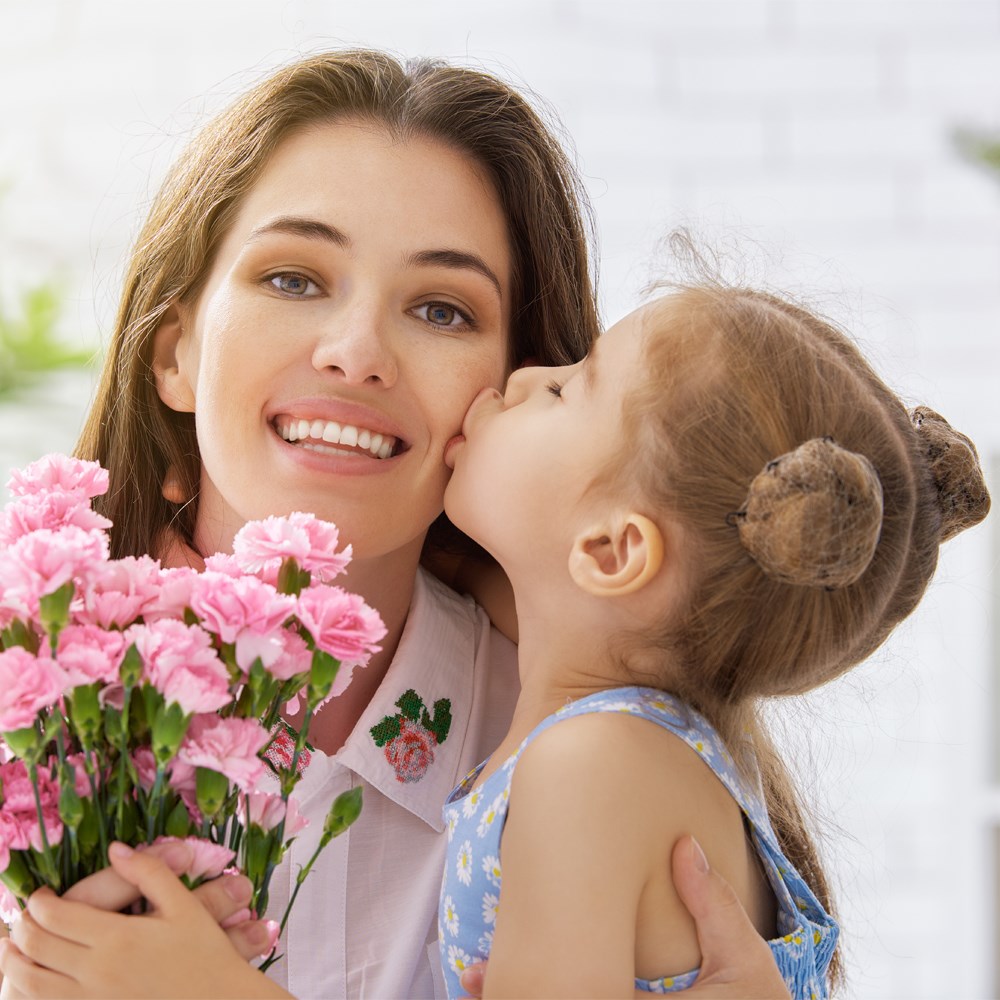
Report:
412,301,476,330
545,380,563,398
265,271,322,297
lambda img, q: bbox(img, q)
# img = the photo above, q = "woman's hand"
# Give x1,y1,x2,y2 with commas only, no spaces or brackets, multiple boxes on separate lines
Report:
668,836,790,999
457,837,790,1000
0,844,287,999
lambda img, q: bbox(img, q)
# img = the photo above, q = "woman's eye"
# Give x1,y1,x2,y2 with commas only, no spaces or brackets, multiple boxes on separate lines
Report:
268,272,319,296
546,380,563,398
414,302,473,328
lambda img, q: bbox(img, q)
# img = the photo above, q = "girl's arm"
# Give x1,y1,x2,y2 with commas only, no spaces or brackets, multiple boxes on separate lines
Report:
0,845,288,999
482,715,701,998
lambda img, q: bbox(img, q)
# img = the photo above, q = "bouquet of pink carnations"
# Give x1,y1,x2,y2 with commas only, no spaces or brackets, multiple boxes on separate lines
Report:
0,454,385,956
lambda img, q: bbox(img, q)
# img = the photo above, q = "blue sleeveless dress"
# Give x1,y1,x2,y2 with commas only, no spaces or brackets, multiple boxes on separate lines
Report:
438,686,838,999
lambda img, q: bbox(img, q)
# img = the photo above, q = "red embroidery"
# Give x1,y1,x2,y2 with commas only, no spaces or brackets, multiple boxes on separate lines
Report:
383,719,436,784
264,724,312,774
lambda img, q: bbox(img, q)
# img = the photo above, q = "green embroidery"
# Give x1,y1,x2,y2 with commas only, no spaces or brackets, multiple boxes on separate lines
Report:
369,689,452,749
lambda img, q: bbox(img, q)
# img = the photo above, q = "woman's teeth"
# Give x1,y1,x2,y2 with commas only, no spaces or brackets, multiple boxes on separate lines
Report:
277,418,397,459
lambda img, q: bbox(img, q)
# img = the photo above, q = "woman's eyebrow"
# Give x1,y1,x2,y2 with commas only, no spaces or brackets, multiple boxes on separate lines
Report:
406,248,503,299
246,216,350,247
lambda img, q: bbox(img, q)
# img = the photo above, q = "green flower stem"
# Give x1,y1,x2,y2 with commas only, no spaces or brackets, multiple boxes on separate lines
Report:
85,757,109,866
116,685,133,838
146,767,167,843
27,762,60,891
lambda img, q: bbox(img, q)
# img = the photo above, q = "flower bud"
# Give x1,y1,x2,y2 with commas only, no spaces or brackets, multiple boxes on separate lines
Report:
322,786,362,844
195,766,230,820
307,650,340,710
151,701,190,766
68,683,102,749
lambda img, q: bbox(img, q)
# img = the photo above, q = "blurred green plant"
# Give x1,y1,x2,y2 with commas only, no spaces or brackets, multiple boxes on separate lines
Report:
0,281,94,398
954,127,1000,183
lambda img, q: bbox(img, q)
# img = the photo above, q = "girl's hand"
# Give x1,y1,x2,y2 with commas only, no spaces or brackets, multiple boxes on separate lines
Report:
0,843,288,999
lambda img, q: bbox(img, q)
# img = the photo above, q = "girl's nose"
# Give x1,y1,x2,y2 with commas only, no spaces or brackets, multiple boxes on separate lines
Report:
502,363,541,404
311,300,398,387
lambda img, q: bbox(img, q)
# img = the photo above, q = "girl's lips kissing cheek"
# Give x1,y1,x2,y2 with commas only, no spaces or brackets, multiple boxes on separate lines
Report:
272,415,406,461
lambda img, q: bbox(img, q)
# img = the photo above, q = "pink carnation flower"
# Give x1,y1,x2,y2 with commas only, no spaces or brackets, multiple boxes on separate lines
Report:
56,624,127,688
77,555,162,629
62,751,100,798
0,490,112,546
237,790,308,836
0,647,67,732
0,881,19,923
202,553,243,577
234,513,352,583
0,760,62,851
176,715,270,792
131,746,158,792
189,572,296,653
6,454,109,501
143,566,200,621
129,620,231,716
295,586,386,665
0,525,109,621
264,630,313,682
142,836,235,882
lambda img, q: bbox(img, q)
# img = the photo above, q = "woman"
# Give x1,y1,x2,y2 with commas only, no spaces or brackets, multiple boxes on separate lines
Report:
0,50,788,999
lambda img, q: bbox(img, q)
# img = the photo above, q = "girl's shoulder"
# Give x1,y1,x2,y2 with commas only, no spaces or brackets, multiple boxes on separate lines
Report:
510,686,742,821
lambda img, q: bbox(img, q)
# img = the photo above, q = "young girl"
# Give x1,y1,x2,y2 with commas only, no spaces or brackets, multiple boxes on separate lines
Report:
437,282,990,998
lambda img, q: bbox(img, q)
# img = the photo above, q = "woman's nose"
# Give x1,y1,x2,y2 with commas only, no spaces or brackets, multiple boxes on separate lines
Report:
311,300,398,387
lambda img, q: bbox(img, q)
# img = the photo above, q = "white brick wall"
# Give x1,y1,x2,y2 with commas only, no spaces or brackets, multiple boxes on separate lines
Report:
2,2,998,996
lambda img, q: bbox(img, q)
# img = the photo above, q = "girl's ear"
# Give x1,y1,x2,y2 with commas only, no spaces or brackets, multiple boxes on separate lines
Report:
568,513,664,596
152,302,196,414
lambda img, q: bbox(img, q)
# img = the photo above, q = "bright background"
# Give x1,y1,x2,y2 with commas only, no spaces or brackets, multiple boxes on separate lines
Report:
1,3,998,997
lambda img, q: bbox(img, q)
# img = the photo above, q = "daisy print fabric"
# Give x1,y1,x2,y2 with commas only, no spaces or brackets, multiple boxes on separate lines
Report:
437,686,839,1000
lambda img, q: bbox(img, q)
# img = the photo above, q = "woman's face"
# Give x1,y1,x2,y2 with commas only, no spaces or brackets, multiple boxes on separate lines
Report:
155,121,512,560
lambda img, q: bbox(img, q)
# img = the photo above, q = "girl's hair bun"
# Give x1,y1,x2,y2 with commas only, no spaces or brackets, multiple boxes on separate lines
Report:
910,407,990,541
729,437,884,589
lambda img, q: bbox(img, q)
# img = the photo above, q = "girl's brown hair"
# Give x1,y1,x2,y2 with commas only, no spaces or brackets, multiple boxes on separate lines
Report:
624,282,989,988
77,50,599,559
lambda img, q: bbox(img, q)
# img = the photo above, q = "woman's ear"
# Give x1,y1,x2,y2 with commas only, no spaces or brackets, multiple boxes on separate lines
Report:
568,513,664,597
152,302,196,414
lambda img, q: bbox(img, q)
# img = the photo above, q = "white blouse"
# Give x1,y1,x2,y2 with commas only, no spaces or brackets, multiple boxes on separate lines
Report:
263,569,519,999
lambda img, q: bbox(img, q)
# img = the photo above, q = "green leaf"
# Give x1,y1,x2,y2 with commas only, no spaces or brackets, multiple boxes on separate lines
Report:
368,715,401,747
395,689,423,722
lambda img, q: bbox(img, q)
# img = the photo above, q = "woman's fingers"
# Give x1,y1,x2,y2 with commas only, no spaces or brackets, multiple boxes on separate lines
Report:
10,906,88,972
670,836,790,1000
105,843,196,920
61,840,193,912
0,937,78,999
192,873,253,928
224,919,280,963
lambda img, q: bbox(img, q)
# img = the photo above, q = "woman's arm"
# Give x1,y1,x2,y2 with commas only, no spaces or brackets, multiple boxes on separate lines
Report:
422,548,518,642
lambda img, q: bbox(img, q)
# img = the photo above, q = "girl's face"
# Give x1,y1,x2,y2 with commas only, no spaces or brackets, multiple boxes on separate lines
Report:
155,122,512,560
443,304,651,566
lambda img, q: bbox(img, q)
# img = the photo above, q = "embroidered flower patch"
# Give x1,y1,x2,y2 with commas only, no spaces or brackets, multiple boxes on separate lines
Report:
263,721,313,775
370,689,452,783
